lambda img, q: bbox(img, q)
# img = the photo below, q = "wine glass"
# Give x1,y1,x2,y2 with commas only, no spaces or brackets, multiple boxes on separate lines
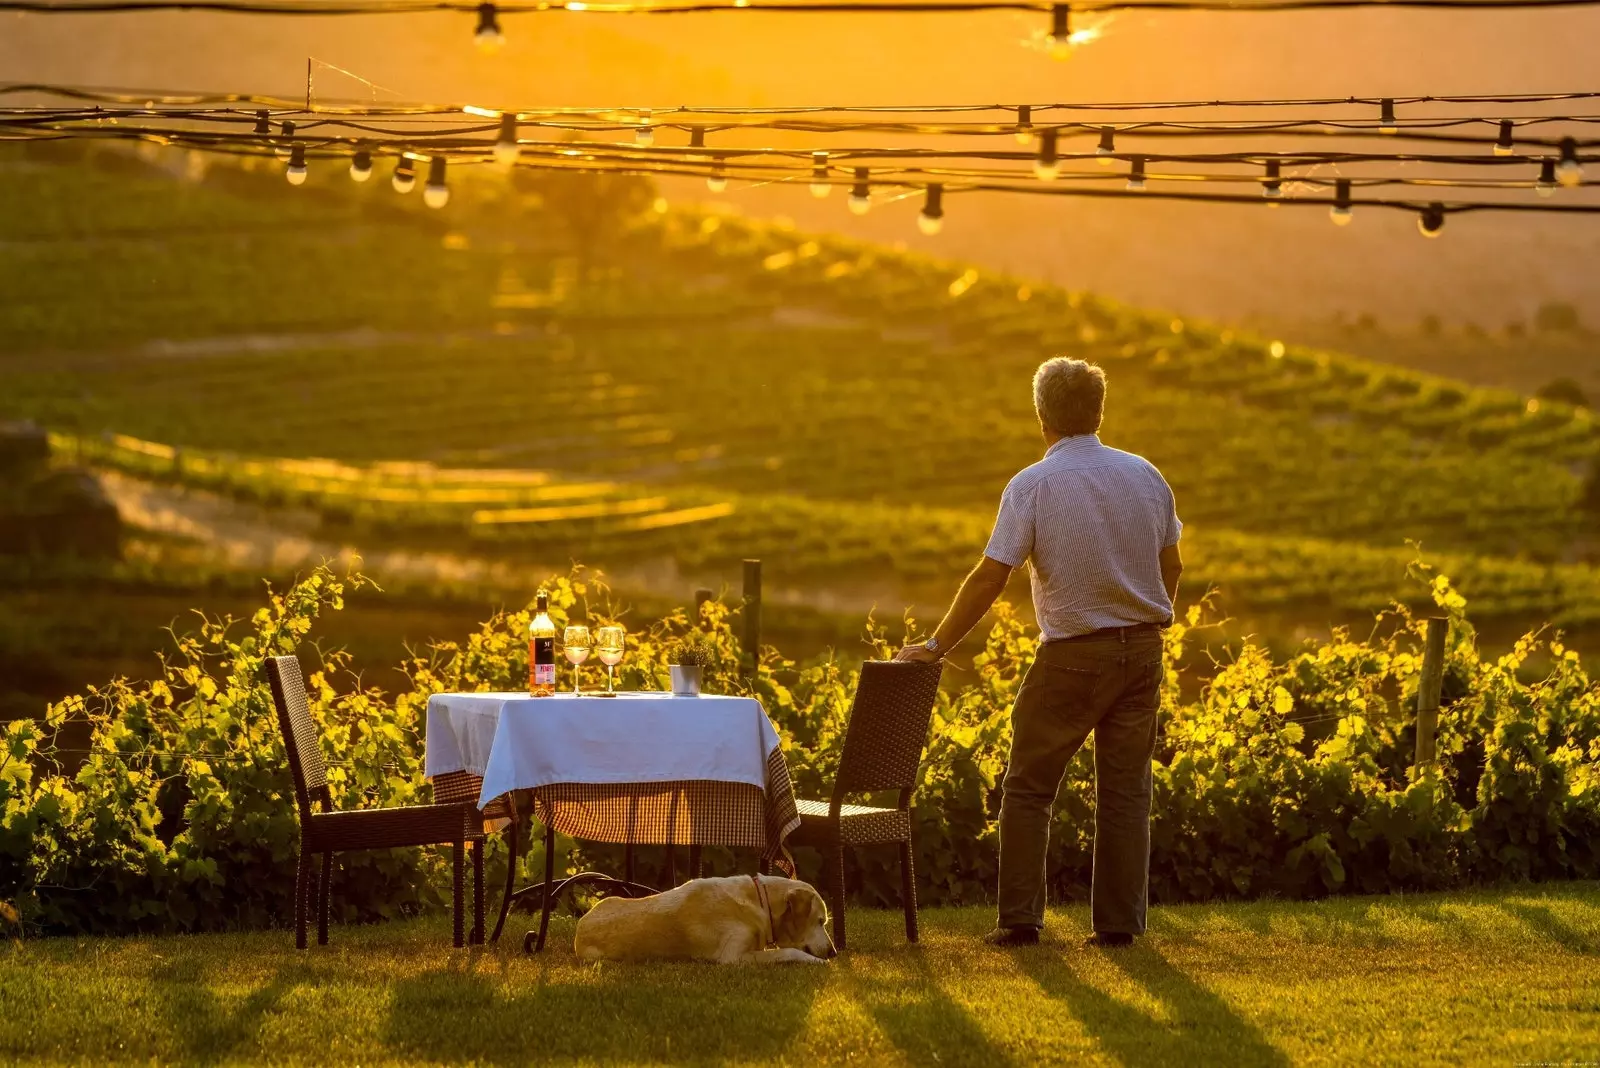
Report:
595,625,626,696
563,625,590,695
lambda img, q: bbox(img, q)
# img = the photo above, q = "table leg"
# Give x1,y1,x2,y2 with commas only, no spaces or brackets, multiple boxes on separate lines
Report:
490,816,520,944
535,824,557,953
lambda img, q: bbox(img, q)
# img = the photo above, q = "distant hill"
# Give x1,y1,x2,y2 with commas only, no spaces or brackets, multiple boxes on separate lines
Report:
3,145,1598,634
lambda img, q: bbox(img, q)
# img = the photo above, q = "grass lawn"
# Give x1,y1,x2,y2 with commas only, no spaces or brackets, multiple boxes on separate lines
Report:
3,886,1598,1066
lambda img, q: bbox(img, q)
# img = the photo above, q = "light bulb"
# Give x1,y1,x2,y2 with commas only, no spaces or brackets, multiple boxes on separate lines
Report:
635,111,654,146
475,2,505,50
349,149,372,183
1262,160,1282,198
1557,137,1582,188
848,168,871,214
1014,104,1033,145
1494,120,1514,157
1126,156,1146,191
810,151,830,197
253,110,270,136
918,183,944,235
286,144,307,186
1045,4,1072,58
392,158,416,194
1329,178,1352,225
706,158,727,193
1034,128,1059,181
274,120,296,161
424,157,449,208
1378,97,1397,135
1418,203,1445,238
1096,126,1115,166
493,113,520,167
1535,159,1557,198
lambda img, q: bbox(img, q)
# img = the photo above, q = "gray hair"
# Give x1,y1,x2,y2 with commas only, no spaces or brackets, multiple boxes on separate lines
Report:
1032,357,1107,436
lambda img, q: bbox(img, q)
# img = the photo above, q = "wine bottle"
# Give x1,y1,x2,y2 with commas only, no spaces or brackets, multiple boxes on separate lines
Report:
529,589,557,696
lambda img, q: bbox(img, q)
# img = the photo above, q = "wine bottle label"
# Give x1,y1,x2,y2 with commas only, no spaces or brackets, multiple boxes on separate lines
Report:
532,637,555,686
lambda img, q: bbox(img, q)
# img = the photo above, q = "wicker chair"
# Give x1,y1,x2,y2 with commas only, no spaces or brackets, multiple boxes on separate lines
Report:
264,655,487,949
788,659,943,951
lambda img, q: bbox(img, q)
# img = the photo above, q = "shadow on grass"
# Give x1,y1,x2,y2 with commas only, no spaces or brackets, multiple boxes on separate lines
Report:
383,956,826,1065
152,958,308,1065
1502,901,1596,954
1017,944,1289,1068
845,947,1018,1068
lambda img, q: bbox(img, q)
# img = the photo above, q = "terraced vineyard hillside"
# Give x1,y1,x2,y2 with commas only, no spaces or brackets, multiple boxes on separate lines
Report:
4,143,1599,644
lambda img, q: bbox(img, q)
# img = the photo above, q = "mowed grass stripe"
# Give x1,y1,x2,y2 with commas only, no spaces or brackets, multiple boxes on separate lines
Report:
1,888,1596,1066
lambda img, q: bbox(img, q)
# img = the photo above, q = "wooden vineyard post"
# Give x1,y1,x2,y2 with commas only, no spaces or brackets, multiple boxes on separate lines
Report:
1415,617,1448,766
694,587,713,627
741,560,762,678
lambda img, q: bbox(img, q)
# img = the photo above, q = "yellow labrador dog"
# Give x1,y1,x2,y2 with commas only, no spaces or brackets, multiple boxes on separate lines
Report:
575,874,837,964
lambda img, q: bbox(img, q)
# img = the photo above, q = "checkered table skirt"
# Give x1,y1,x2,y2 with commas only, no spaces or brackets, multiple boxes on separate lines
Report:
432,747,800,874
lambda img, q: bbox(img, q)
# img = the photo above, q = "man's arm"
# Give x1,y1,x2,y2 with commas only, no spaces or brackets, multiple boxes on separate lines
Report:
1160,541,1184,609
895,556,1014,662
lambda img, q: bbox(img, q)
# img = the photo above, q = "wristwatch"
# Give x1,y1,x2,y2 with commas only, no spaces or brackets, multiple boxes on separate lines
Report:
923,636,941,656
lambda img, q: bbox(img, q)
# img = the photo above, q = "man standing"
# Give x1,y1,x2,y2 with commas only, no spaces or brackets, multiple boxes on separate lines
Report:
896,357,1183,949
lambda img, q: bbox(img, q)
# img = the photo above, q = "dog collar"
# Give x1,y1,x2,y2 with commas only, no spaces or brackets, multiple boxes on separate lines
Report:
750,874,777,949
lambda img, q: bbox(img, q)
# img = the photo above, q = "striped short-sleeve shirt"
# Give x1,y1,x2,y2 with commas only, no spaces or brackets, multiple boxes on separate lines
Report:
984,434,1182,642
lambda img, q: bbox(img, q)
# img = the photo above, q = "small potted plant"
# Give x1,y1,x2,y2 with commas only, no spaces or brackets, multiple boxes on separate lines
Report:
667,633,714,696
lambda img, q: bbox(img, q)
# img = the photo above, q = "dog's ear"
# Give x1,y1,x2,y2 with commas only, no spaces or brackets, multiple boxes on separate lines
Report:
780,885,819,928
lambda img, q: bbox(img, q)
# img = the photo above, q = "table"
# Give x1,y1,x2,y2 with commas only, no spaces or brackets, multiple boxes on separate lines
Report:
424,690,801,951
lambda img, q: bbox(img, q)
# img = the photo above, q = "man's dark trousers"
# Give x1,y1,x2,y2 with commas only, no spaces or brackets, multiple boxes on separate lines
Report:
997,631,1164,934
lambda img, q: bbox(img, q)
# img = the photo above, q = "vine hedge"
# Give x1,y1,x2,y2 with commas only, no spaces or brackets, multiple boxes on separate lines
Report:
2,565,1597,934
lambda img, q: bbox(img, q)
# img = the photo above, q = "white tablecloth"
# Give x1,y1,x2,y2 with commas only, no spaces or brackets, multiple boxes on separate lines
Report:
424,691,784,811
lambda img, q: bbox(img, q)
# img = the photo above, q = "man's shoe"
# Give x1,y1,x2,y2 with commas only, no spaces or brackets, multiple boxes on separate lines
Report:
982,925,1041,947
1083,932,1135,949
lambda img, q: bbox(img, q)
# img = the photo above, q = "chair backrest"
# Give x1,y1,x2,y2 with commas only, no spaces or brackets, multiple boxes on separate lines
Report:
832,660,944,801
264,654,329,819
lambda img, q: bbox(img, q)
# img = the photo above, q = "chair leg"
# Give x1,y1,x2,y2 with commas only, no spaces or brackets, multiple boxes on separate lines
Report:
535,824,556,952
491,817,520,943
830,836,848,952
294,847,310,950
318,851,331,946
900,838,918,943
453,840,465,948
471,839,485,945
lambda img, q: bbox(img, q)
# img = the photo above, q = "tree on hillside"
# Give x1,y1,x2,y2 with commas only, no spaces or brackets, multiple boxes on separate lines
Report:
1534,302,1584,334
511,169,655,278
1537,378,1591,409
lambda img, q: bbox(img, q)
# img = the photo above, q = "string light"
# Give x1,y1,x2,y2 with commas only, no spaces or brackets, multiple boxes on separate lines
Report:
1034,128,1059,181
1330,177,1352,224
1494,120,1514,156
1535,159,1557,197
253,110,270,136
392,156,415,193
1015,104,1033,145
1045,3,1073,58
285,143,307,185
635,110,654,146
1418,201,1445,237
810,151,830,197
1557,136,1583,186
1379,98,1397,135
849,167,871,214
689,126,706,148
494,113,520,166
1261,159,1282,198
349,147,373,182
918,182,944,234
274,120,295,160
1126,155,1146,191
475,2,505,50
424,156,449,207
706,155,728,192
1096,126,1115,165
